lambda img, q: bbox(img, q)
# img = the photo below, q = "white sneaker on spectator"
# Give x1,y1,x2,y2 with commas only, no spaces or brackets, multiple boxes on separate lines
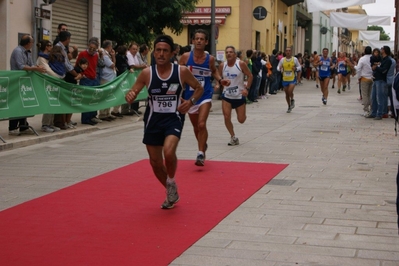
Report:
41,125,54,133
91,117,102,123
50,125,61,131
8,129,20,136
66,122,76,129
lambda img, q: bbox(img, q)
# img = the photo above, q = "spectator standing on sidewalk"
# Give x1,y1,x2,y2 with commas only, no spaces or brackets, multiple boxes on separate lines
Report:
36,40,63,133
269,49,279,95
55,31,81,129
355,46,373,117
53,23,78,61
122,43,147,116
9,35,46,136
367,46,392,120
112,45,132,118
98,40,117,122
76,37,102,126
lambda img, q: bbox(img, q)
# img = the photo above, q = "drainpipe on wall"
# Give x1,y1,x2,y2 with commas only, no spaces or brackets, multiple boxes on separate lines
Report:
32,0,38,62
210,0,216,57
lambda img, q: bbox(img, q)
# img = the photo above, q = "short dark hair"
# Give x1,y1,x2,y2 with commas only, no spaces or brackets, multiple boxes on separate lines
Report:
59,31,71,42
364,46,372,55
246,49,253,58
79,57,88,65
37,39,52,52
382,45,391,55
139,44,148,53
58,23,67,30
117,45,127,55
193,29,209,41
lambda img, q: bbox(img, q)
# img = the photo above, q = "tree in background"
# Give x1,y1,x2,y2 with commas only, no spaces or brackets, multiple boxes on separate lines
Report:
367,25,390,41
101,0,199,46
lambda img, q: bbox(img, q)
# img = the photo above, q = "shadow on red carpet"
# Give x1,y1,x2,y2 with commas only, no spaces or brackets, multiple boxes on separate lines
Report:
0,159,287,265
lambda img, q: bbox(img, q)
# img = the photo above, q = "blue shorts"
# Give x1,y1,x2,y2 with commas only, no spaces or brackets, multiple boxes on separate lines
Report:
282,78,297,87
222,95,246,109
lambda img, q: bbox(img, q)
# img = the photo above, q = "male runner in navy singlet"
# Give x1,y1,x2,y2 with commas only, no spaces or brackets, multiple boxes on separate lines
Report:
126,35,204,209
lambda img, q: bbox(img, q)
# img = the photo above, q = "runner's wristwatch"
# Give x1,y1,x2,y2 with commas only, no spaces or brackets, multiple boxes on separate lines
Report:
190,98,197,105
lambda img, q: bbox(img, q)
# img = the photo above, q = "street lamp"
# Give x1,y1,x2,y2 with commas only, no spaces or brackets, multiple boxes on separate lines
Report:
210,0,216,56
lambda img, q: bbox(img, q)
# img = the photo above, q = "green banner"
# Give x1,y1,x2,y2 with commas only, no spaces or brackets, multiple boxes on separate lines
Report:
0,70,147,120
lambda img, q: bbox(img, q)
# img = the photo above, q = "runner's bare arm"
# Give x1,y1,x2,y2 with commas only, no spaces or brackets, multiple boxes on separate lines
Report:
125,68,150,104
210,56,230,86
178,67,204,114
215,62,225,91
178,52,189,66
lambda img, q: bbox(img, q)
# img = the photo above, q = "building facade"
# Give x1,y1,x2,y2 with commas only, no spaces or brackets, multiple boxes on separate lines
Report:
164,0,306,57
0,0,101,70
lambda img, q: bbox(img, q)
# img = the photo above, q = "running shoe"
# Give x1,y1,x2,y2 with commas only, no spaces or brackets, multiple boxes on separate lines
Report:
290,99,295,109
316,84,319,88
195,153,205,166
166,181,179,204
337,89,341,94
286,107,292,113
161,197,180,209
342,85,346,92
161,185,180,209
332,85,335,89
228,137,239,146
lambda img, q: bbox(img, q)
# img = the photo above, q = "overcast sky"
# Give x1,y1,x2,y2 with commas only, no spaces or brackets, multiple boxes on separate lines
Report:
362,0,395,39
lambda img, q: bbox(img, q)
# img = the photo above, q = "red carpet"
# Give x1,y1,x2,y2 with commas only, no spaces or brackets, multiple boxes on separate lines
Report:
0,160,287,266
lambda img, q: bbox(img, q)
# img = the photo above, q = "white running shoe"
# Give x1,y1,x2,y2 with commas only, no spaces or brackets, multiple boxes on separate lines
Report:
228,137,239,146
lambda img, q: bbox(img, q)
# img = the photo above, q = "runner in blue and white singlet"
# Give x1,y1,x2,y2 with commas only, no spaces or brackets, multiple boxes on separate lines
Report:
179,29,228,167
317,48,332,105
184,51,213,111
219,46,253,146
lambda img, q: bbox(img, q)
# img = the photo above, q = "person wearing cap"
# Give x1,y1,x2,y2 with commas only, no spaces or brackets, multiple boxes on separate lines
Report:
367,45,392,120
125,35,204,209
179,29,230,167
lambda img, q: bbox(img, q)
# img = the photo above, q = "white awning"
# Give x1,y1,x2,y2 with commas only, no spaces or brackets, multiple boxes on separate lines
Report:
330,12,368,30
306,0,375,13
362,40,394,50
359,30,380,41
368,16,391,26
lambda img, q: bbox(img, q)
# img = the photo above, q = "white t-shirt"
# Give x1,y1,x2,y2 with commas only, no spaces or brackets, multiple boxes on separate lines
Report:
127,51,140,66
